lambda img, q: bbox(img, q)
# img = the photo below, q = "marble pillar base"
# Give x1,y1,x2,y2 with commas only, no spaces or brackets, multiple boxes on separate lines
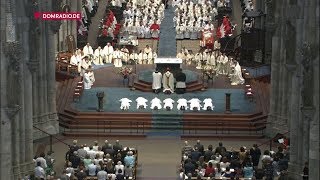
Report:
33,113,59,140
288,162,304,180
12,162,34,179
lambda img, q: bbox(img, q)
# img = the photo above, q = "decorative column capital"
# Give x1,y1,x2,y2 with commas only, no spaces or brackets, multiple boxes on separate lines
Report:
26,60,40,73
3,105,21,123
3,41,23,72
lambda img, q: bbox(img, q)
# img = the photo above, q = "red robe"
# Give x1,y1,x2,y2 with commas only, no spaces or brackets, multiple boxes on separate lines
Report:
150,23,160,31
222,17,232,36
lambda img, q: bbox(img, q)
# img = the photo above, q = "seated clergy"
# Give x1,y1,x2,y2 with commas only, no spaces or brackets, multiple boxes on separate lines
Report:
136,97,148,109
94,46,104,65
188,98,202,111
70,52,80,66
177,98,188,110
150,20,160,39
162,68,175,94
175,68,186,94
202,98,214,111
129,50,139,65
83,43,94,57
152,69,162,93
112,48,123,67
150,97,162,110
119,98,132,110
163,98,175,111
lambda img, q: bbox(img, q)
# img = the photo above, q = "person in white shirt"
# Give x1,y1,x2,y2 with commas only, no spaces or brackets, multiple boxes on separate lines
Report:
163,98,175,110
202,98,214,111
115,161,125,175
150,97,162,110
188,98,202,111
136,97,148,109
34,162,46,179
103,43,114,63
119,98,132,110
94,46,104,65
87,146,97,159
177,98,188,110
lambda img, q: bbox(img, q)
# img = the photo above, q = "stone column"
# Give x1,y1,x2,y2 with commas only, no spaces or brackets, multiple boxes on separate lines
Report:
264,0,276,64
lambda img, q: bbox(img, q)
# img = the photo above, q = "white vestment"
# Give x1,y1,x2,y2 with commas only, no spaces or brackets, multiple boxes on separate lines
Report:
231,62,245,85
202,98,214,110
103,45,114,63
70,55,79,66
150,97,162,110
188,98,202,111
162,71,175,93
83,45,94,56
152,72,162,90
83,72,93,89
94,48,104,65
163,98,175,110
113,50,123,67
177,98,188,110
136,97,148,109
119,98,132,110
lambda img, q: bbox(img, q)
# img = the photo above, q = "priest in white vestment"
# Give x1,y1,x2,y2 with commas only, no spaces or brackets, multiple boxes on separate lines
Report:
112,48,123,67
129,50,139,64
83,70,93,89
188,98,202,111
94,46,104,65
103,43,114,63
202,98,214,111
70,52,80,66
152,70,162,93
230,61,245,85
88,67,95,84
83,43,94,56
80,56,90,76
177,98,188,110
119,98,132,110
136,97,148,109
150,97,162,110
162,69,175,94
163,98,175,110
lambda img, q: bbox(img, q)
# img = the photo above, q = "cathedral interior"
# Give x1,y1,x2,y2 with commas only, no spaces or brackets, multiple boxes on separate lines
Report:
0,0,319,179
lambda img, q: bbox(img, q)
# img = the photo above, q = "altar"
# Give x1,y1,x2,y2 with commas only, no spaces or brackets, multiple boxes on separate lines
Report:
154,57,182,73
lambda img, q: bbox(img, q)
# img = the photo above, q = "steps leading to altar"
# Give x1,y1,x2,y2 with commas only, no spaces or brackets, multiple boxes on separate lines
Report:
133,80,204,92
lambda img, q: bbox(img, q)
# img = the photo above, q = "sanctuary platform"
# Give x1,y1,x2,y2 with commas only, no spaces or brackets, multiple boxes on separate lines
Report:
56,64,269,139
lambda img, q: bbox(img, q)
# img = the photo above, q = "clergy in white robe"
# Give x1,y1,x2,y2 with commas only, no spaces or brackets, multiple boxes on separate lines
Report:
214,40,221,51
147,51,153,64
163,98,175,110
129,50,139,64
94,46,104,65
103,43,114,63
150,97,162,110
136,97,148,109
121,47,130,64
70,53,80,66
138,50,144,64
202,98,214,111
112,48,123,67
188,98,202,111
80,56,90,76
177,98,188,110
83,43,94,56
119,98,132,110
88,68,95,84
162,69,175,94
221,54,229,75
230,61,245,85
83,70,93,89
152,70,162,93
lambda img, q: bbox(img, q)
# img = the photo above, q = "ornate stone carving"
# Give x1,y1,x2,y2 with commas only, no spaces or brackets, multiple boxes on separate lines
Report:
27,0,40,61
3,41,23,72
3,105,21,122
300,42,317,106
50,0,63,33
26,61,40,73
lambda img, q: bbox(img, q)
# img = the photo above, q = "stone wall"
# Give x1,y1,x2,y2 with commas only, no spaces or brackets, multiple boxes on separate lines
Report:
266,0,319,179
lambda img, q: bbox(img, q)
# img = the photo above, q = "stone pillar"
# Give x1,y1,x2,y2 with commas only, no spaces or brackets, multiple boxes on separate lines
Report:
264,0,276,64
